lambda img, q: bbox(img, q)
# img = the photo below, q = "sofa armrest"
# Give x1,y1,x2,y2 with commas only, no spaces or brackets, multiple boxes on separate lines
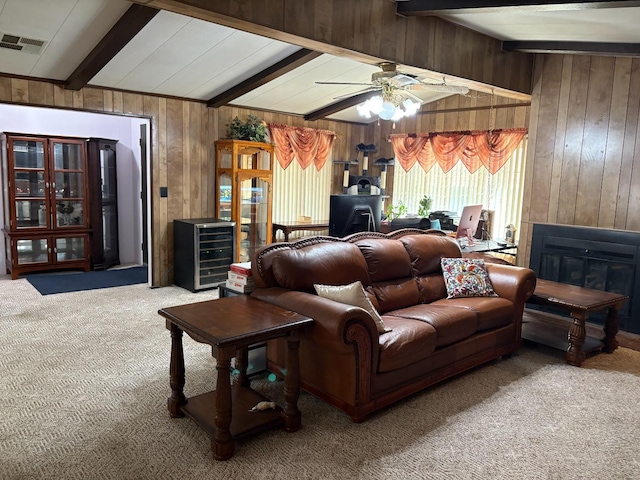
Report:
251,287,380,355
485,263,537,306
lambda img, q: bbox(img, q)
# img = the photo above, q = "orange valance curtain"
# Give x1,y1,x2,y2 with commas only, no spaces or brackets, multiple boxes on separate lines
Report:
389,128,527,174
268,124,336,171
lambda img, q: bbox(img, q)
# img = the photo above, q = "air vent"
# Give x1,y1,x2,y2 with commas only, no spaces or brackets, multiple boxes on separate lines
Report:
0,32,47,55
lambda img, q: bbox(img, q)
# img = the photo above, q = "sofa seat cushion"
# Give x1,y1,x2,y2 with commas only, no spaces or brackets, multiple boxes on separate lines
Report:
377,316,437,373
431,297,514,331
386,304,477,348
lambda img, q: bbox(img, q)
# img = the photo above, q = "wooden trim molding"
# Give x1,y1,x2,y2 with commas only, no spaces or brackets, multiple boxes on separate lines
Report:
503,41,640,57
396,1,640,15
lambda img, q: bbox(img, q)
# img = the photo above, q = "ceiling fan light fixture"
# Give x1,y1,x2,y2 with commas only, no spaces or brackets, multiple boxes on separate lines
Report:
369,96,384,114
358,94,420,122
402,98,420,115
379,101,396,120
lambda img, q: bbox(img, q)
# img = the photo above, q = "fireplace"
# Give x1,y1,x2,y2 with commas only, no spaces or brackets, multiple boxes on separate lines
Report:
529,224,640,334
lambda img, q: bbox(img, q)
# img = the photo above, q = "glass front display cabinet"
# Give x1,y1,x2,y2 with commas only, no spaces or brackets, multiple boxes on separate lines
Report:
87,138,119,270
214,139,273,262
1,133,90,279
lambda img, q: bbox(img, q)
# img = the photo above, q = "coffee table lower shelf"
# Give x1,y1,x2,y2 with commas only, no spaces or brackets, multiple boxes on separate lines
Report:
181,386,283,439
522,315,604,354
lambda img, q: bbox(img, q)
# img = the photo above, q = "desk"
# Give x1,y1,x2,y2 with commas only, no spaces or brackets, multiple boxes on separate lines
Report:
523,279,629,366
158,296,312,460
272,221,329,242
459,239,517,254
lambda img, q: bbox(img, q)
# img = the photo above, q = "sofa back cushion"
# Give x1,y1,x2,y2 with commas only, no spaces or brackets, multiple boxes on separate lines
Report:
356,238,413,282
401,235,462,274
271,242,370,292
401,235,461,304
355,238,419,313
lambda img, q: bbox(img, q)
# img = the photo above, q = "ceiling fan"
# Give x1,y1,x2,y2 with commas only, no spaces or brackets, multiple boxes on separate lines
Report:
315,62,470,98
316,62,469,120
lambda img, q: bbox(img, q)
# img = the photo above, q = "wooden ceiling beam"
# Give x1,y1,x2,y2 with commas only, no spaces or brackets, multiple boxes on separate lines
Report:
503,40,640,56
396,1,640,15
64,4,159,91
207,49,321,108
304,92,376,121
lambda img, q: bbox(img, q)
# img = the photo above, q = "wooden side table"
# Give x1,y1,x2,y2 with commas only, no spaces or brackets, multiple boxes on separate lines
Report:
524,278,629,366
272,221,329,242
158,296,313,460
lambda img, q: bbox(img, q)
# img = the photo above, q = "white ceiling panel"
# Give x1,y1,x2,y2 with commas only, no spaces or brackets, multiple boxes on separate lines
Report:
91,10,195,87
233,55,377,110
30,0,131,79
182,36,301,100
0,0,130,79
110,16,241,93
440,7,640,43
0,0,78,41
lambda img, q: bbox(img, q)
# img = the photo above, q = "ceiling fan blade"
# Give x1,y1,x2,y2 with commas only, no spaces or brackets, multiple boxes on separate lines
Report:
332,87,380,100
400,90,424,104
389,74,420,87
405,83,470,94
315,81,374,86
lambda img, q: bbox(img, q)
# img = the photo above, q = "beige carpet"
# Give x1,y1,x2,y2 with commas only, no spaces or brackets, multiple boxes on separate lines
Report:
1,275,639,480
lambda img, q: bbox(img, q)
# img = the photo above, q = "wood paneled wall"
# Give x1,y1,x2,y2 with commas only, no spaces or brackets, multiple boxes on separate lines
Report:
0,76,367,285
138,0,533,97
520,54,640,266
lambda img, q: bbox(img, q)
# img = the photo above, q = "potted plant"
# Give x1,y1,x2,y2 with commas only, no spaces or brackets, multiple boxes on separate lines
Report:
227,114,268,142
417,195,432,218
385,201,407,221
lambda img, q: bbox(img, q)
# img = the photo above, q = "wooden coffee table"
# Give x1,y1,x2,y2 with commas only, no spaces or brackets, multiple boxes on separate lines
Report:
158,296,313,460
523,279,629,366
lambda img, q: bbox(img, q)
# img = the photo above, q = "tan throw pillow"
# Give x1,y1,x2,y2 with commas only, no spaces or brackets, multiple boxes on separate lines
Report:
314,280,390,334
441,257,498,299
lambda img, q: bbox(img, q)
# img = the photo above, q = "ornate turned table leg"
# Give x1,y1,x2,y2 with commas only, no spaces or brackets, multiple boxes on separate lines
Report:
212,348,234,461
283,333,302,432
602,304,621,353
566,312,587,367
167,322,185,418
233,346,250,388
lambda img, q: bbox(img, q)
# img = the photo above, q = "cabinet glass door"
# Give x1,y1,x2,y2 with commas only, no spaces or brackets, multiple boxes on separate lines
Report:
238,146,271,170
218,173,232,221
239,176,270,262
55,236,85,262
16,238,49,265
12,139,48,229
13,139,45,169
52,140,86,228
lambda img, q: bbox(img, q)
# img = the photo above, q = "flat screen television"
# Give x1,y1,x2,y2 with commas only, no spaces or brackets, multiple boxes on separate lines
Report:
329,194,382,237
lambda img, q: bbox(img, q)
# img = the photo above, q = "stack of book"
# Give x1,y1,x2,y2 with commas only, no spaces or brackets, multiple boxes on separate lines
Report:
225,261,255,294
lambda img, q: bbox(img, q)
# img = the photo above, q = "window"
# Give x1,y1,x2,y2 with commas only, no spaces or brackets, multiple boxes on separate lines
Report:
271,158,332,240
392,137,528,239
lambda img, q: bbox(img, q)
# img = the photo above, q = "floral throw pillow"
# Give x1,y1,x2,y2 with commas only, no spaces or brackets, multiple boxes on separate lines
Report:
440,258,498,299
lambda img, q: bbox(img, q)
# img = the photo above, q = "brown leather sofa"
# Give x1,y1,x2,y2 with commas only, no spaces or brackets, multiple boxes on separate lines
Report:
250,230,536,422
